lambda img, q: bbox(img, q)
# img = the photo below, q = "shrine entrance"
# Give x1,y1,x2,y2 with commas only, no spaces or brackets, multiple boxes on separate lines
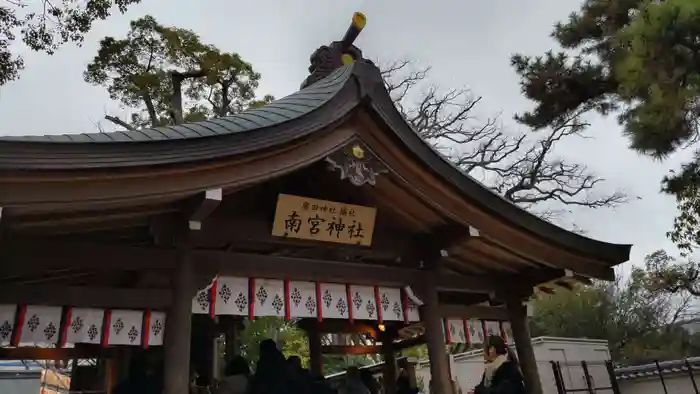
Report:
0,12,630,394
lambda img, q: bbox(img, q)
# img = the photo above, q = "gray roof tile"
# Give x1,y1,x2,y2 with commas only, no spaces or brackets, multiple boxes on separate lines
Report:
0,65,353,144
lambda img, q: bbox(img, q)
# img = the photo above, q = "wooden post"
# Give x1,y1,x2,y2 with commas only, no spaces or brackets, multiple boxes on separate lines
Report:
381,333,398,394
163,252,194,394
102,358,117,394
308,325,323,376
506,298,542,394
422,270,453,394
221,316,240,363
212,329,221,381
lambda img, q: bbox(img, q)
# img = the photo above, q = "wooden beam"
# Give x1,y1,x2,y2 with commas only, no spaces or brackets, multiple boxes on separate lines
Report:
188,188,222,231
439,304,510,321
0,238,177,275
436,273,496,293
193,215,409,260
401,223,473,268
0,238,500,292
322,344,381,355
0,346,115,360
198,249,497,291
320,335,426,355
396,335,426,350
197,249,422,287
0,285,171,309
297,320,378,335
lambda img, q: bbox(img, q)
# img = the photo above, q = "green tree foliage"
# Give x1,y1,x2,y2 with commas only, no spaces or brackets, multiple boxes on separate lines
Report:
530,265,696,365
511,0,700,250
512,0,700,146
615,0,700,159
84,15,273,129
668,184,700,254
0,0,141,86
233,318,377,374
645,249,700,297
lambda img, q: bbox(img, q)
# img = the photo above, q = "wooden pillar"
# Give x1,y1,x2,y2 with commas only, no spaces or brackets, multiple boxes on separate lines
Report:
99,358,117,394
506,298,542,394
308,325,323,376
191,315,217,385
381,334,398,394
212,329,222,381
163,253,194,394
422,270,453,394
221,316,240,363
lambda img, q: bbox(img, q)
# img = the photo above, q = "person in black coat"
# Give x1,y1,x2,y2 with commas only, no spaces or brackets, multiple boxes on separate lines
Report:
249,339,288,394
468,335,525,394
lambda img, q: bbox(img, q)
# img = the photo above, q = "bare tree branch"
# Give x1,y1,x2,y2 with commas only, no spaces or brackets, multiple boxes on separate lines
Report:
104,115,136,131
379,59,628,219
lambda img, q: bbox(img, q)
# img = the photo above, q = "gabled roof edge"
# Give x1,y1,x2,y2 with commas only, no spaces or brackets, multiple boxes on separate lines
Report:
350,62,631,266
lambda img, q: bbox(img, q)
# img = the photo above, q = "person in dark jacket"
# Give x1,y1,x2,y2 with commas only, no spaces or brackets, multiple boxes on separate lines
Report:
286,355,314,394
215,355,250,394
112,355,161,394
359,369,379,394
469,335,525,394
311,371,338,394
249,339,288,394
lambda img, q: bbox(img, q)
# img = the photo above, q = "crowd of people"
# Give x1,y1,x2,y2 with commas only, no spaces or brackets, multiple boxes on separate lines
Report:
112,335,524,394
207,339,400,394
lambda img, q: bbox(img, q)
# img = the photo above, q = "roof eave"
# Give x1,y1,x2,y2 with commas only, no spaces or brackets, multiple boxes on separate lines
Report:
0,66,362,170
350,62,631,266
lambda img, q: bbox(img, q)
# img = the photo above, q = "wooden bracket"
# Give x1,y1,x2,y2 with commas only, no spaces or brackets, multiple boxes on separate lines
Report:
534,268,580,295
402,222,478,270
188,188,222,230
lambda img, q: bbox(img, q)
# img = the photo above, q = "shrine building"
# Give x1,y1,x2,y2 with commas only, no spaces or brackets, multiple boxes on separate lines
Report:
0,12,630,394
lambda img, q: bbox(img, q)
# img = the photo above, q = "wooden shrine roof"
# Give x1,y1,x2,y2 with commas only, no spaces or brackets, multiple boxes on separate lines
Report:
0,65,355,168
0,60,631,286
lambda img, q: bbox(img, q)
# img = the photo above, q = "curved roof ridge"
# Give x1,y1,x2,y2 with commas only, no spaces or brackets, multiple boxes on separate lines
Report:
0,65,355,144
351,62,631,264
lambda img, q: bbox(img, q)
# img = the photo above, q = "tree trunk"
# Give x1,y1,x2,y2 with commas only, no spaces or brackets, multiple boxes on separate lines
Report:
140,91,159,127
170,70,206,125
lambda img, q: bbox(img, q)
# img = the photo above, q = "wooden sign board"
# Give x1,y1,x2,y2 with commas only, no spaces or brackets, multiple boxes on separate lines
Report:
271,194,376,247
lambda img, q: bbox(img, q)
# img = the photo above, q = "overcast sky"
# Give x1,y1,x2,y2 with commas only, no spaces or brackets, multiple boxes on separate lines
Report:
0,0,690,269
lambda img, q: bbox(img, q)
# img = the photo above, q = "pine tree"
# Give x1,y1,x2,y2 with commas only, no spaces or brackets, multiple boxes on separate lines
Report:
513,0,700,251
